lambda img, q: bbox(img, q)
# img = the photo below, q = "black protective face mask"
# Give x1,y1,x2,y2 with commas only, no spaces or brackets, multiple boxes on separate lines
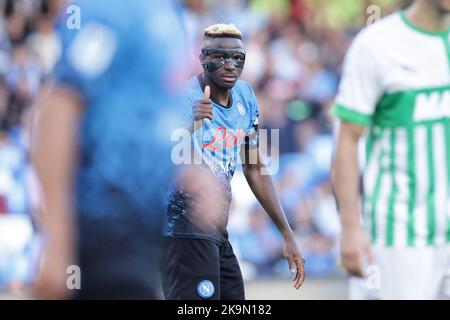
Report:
201,48,246,72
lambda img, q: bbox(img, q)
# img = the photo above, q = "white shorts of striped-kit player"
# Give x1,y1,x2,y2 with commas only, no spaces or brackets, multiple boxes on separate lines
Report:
349,245,450,300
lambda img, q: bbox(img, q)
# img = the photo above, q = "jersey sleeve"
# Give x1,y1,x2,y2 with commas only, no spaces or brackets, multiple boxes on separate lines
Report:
332,30,385,126
52,1,118,98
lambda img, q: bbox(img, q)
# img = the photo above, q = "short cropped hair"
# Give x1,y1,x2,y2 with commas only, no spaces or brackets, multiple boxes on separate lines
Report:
203,23,243,42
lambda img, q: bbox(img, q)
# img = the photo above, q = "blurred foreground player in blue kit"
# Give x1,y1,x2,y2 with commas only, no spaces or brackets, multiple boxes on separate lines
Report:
32,0,186,299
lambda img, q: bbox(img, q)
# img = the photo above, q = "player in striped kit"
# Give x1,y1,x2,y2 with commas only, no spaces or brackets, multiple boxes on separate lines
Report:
332,0,450,299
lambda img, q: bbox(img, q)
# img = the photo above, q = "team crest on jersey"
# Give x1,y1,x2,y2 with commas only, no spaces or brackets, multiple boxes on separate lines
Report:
237,102,246,116
197,280,215,298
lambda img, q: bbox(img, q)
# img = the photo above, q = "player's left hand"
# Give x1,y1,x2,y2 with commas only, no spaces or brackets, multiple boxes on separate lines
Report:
284,235,305,289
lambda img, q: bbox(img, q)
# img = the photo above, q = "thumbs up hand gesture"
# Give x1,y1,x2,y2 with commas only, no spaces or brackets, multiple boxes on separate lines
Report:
193,85,213,121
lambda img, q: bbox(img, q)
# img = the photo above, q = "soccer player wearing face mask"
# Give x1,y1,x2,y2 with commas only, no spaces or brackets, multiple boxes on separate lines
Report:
161,24,305,300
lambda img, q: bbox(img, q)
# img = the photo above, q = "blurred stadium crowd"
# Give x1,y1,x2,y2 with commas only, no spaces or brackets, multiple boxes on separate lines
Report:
0,0,408,292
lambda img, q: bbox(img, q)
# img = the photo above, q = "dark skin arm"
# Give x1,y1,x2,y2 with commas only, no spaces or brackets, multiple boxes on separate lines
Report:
241,147,306,289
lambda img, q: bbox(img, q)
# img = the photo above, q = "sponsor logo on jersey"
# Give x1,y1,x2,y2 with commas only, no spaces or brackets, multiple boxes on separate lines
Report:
203,126,246,151
413,90,450,121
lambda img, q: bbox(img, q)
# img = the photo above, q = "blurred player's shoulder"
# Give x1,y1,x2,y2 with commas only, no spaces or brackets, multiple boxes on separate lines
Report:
347,12,408,57
184,76,203,100
186,76,200,90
